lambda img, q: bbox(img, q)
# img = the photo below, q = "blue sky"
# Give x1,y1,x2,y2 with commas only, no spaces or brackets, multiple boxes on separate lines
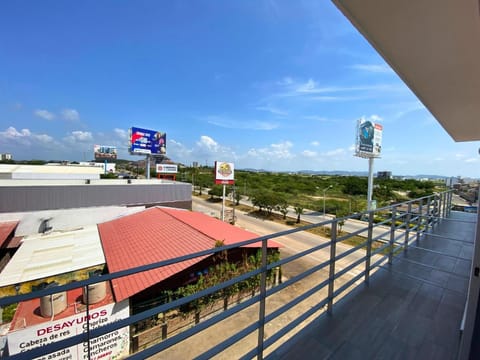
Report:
1,1,479,178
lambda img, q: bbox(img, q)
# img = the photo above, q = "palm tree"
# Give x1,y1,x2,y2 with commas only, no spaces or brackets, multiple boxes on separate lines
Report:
294,206,304,224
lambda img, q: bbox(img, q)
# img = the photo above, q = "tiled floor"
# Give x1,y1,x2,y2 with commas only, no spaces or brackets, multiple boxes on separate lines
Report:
267,211,476,360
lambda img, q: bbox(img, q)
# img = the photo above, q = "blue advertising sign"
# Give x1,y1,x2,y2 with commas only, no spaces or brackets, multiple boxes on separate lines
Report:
129,127,166,155
355,119,383,158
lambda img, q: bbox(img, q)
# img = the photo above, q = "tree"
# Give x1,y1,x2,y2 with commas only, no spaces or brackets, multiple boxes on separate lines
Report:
276,201,289,220
293,206,304,224
251,191,286,215
234,191,241,205
208,185,231,199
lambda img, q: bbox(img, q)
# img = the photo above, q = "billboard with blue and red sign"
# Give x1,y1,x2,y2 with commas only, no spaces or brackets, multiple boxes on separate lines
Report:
129,127,166,155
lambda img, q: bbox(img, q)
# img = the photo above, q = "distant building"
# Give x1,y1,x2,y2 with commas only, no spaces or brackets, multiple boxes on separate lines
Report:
0,153,12,161
377,171,392,179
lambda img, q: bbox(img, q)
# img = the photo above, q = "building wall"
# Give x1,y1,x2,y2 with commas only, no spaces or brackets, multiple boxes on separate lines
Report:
0,182,192,213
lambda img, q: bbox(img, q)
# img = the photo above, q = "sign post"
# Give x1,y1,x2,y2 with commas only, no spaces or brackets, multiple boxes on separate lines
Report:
214,161,235,222
354,119,383,211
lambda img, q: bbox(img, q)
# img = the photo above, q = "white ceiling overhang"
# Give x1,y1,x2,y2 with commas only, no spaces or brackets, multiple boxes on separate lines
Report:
333,0,480,141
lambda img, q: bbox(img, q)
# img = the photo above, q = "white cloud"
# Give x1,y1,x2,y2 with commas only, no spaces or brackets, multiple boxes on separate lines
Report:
302,150,317,157
0,126,54,146
197,135,219,152
275,77,404,97
325,148,346,156
465,158,478,163
2,126,31,139
34,134,54,143
296,78,318,93
61,109,80,121
247,141,294,160
310,141,320,146
34,109,55,121
114,128,128,140
349,64,393,73
63,131,93,143
360,114,383,123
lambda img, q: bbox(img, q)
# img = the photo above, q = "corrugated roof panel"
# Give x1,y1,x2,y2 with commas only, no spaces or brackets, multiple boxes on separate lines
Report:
0,225,105,286
98,207,276,302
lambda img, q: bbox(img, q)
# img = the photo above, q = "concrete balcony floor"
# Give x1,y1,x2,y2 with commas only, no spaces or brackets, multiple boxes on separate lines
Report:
268,211,476,360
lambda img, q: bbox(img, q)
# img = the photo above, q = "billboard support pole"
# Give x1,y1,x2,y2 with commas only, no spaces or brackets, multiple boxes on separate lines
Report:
146,155,151,180
367,157,374,211
221,184,226,221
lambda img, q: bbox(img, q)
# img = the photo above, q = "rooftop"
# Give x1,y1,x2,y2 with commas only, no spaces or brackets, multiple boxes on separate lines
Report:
0,221,18,248
98,207,279,302
0,225,105,287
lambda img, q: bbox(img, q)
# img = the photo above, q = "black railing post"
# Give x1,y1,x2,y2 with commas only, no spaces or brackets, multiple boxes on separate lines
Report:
426,196,432,233
417,198,423,243
389,206,397,265
404,202,412,251
449,190,453,216
256,238,268,360
85,285,91,360
437,193,443,222
365,211,374,284
327,220,337,314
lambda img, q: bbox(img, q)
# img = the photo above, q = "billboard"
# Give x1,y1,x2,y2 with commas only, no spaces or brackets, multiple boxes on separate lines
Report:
8,300,130,360
355,119,383,158
215,161,235,185
129,127,166,155
156,164,178,174
94,145,117,160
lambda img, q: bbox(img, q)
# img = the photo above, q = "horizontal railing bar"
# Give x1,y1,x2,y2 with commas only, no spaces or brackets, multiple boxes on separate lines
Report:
261,297,331,356
338,226,368,239
374,218,392,227
129,295,261,359
265,259,331,298
333,256,368,281
202,276,331,360
194,319,260,360
271,240,332,269
370,243,394,257
0,240,267,307
8,265,266,360
332,271,365,299
370,255,389,269
334,241,367,261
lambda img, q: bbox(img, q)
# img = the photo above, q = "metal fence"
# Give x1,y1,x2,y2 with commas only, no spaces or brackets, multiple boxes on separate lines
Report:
0,191,453,359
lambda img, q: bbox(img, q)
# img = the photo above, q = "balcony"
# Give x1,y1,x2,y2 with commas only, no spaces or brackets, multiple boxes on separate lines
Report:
0,190,476,359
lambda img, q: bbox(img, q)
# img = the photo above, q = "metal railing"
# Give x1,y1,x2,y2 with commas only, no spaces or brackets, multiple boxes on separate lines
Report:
0,191,453,359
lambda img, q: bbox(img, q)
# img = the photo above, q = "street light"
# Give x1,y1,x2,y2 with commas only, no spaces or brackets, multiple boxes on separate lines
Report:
323,185,333,216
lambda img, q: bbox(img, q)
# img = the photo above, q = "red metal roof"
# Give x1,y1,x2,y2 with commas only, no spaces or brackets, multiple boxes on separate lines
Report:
98,207,277,302
0,221,18,248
